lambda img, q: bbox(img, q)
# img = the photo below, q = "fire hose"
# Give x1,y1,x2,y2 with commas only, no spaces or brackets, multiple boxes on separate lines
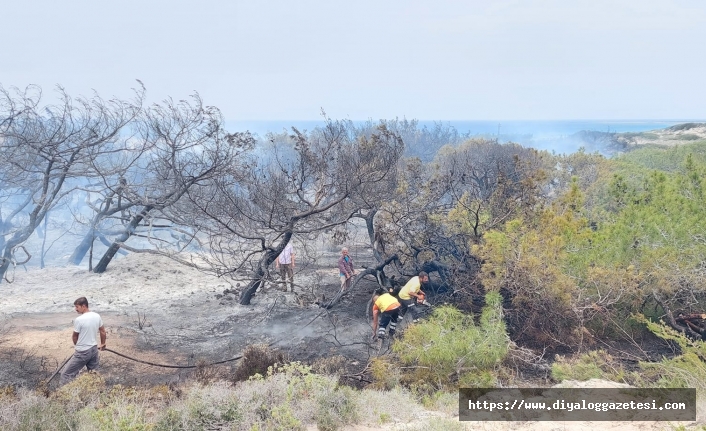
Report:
45,348,244,385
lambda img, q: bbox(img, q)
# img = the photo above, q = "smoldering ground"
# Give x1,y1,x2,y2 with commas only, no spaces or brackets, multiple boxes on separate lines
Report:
0,252,377,388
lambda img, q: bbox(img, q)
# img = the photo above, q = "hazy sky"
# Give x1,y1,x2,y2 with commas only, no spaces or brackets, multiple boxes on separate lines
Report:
2,0,705,121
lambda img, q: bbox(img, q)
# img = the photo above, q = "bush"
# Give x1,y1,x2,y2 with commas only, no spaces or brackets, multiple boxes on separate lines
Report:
369,357,401,391
153,408,186,431
311,355,347,376
16,399,79,431
231,344,284,382
315,386,358,431
392,292,509,390
52,372,107,410
551,350,626,382
636,316,706,392
84,400,152,431
420,390,459,415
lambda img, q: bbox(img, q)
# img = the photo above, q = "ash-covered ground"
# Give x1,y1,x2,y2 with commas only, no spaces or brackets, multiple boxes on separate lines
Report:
0,251,381,388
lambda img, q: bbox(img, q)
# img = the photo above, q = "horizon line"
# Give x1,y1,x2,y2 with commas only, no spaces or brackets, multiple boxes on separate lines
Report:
226,118,706,123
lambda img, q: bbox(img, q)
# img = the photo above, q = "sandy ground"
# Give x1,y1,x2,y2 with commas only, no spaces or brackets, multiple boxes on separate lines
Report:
0,252,374,388
0,253,701,430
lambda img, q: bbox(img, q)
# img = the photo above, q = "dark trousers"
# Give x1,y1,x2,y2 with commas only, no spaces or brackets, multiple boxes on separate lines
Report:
60,345,99,385
399,297,420,320
279,264,294,290
378,308,400,337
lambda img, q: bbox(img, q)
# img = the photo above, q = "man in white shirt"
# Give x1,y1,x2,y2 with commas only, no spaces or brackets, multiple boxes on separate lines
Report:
275,242,295,292
60,297,106,385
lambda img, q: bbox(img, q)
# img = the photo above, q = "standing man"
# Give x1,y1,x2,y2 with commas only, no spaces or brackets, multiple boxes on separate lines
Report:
60,297,106,385
398,271,429,323
372,288,401,339
338,247,355,292
275,241,295,292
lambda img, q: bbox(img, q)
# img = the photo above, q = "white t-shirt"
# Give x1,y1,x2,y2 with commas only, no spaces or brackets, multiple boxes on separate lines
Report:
278,243,294,265
74,311,103,352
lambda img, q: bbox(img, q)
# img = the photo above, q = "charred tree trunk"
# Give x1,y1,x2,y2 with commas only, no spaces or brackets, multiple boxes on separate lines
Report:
93,205,154,274
69,227,96,265
70,189,133,265
238,257,276,305
355,209,396,289
239,233,293,305
0,224,37,283
40,212,49,269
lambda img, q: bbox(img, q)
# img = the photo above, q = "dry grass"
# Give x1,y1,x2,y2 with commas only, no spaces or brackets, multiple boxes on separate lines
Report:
0,361,398,431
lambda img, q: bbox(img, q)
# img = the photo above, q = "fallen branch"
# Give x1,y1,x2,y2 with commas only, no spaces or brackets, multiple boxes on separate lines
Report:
303,254,398,330
653,292,702,339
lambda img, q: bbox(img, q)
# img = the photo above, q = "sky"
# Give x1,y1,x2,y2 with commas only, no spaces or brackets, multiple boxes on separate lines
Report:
2,0,705,121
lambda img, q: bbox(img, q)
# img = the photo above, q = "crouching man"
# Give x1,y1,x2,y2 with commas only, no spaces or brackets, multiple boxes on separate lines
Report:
60,297,106,385
372,288,401,340
398,271,429,323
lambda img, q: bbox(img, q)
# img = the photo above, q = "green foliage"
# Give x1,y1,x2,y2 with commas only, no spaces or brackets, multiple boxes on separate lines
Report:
551,350,625,382
392,294,509,390
266,404,303,431
617,140,706,172
153,408,186,431
369,357,401,391
52,372,107,409
420,390,459,415
675,134,702,141
86,402,152,431
634,315,706,392
620,132,659,140
590,149,706,311
315,386,358,431
474,182,597,345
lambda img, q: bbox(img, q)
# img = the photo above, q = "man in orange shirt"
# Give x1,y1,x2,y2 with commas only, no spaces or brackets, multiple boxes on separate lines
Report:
371,288,401,339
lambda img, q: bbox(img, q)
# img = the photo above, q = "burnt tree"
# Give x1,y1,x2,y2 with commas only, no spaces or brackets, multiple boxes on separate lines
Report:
180,118,404,305
0,84,142,282
93,94,253,273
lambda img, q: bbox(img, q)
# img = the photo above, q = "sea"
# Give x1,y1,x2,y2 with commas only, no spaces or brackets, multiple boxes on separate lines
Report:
227,119,705,154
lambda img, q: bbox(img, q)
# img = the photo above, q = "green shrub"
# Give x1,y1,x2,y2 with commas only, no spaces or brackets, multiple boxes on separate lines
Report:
392,292,509,390
420,390,458,415
315,386,358,431
153,408,186,431
675,134,701,141
635,315,706,392
52,372,107,410
369,357,401,390
85,401,151,431
267,404,303,431
551,350,622,382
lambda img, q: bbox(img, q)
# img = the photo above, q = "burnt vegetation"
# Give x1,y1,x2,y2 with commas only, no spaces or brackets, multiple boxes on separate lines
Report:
3,84,706,390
